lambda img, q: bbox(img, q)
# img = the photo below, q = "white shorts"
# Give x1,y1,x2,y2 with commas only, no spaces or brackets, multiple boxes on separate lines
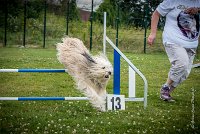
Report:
164,43,196,87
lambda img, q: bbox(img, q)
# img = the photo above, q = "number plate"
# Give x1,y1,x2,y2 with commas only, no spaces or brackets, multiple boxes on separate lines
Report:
106,94,125,110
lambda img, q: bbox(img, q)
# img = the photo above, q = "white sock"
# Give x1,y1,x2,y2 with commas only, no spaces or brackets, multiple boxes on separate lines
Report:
164,83,170,87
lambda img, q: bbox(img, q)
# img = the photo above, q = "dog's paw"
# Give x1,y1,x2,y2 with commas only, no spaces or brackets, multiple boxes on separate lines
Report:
97,104,106,112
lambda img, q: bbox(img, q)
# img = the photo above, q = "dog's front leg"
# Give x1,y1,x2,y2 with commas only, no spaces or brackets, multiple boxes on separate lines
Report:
82,86,106,112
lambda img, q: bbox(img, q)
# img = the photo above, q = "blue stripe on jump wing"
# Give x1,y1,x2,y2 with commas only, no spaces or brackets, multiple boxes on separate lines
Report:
18,69,66,73
113,50,120,95
18,97,65,101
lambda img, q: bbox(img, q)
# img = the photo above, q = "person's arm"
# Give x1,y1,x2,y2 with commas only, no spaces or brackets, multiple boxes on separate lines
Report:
147,10,161,46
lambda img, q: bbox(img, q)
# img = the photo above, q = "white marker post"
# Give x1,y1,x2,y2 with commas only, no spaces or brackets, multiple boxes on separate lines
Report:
107,94,125,110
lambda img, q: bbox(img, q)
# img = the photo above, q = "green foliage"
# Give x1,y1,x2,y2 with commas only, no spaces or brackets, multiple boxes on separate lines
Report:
26,0,44,19
0,0,80,33
47,0,80,21
0,0,24,18
1,0,198,54
68,0,80,21
148,0,165,28
1,0,44,19
0,0,23,28
7,15,23,32
118,0,145,27
0,0,44,32
94,0,164,28
95,0,117,27
149,0,163,11
0,0,163,34
0,12,177,54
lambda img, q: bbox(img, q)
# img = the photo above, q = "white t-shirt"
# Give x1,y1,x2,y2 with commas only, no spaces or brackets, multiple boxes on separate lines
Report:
157,0,200,48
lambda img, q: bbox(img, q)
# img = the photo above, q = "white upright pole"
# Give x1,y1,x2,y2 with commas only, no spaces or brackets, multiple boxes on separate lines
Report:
103,12,106,55
129,66,136,98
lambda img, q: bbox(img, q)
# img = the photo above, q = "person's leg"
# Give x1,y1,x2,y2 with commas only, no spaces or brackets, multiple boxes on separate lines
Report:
161,44,196,101
170,48,196,88
166,78,174,87
169,48,196,95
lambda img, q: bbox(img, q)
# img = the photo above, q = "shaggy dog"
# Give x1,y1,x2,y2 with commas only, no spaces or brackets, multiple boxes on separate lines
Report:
56,37,113,111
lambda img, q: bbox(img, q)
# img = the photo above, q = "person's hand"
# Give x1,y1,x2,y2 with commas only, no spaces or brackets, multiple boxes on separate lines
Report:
147,33,156,46
185,7,199,15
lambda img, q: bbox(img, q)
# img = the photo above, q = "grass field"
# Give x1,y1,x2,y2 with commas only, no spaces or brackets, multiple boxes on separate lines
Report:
0,48,200,134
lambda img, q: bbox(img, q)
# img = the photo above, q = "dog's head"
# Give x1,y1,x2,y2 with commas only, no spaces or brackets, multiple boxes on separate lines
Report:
83,53,113,82
93,54,113,80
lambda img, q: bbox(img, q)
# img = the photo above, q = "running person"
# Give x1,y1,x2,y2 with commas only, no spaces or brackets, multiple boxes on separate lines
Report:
148,0,200,101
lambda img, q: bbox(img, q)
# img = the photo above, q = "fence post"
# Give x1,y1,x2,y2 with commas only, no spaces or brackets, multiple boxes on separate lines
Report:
116,1,119,48
143,0,149,54
43,0,47,48
89,0,93,51
23,0,27,47
66,0,70,35
4,0,7,47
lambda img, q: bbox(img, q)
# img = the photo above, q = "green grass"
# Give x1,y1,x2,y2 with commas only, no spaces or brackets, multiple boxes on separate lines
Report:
0,48,199,134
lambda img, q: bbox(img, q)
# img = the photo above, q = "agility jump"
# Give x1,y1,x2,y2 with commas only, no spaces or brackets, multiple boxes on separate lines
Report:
0,12,148,110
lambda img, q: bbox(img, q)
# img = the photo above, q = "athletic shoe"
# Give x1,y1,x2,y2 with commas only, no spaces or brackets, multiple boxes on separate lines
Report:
160,85,172,101
168,86,176,102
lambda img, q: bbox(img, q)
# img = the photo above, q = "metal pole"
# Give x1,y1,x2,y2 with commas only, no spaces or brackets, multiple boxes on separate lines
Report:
103,12,107,55
89,0,93,51
43,0,47,48
66,0,70,35
4,0,7,47
0,69,68,73
23,0,27,47
116,2,119,48
0,97,88,101
143,0,148,54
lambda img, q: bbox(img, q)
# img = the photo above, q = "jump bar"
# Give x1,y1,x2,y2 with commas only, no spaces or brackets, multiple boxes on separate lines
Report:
192,63,200,68
0,97,88,101
0,69,67,73
0,97,144,102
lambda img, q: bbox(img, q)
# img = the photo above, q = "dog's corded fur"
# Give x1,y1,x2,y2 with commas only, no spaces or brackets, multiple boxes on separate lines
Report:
56,37,113,111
